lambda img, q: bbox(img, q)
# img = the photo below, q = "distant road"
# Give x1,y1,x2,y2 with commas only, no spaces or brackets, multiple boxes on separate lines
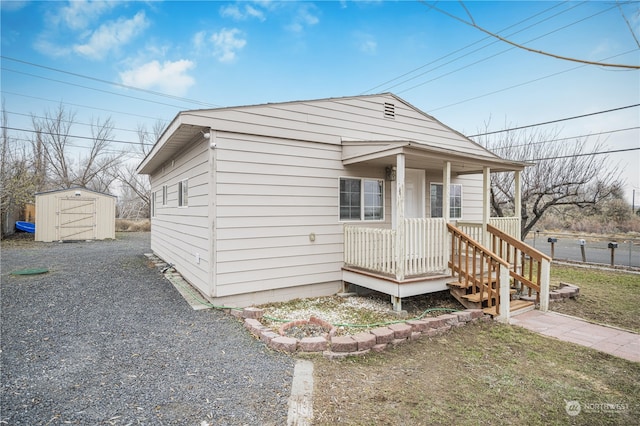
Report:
524,233,640,268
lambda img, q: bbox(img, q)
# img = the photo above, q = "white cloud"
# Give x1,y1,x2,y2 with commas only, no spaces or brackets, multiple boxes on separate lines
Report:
354,32,377,55
211,28,247,63
119,60,196,96
74,11,149,60
58,0,116,30
220,3,266,21
286,4,319,33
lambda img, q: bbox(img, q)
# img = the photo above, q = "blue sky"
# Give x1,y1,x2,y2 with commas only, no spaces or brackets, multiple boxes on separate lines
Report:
2,1,639,202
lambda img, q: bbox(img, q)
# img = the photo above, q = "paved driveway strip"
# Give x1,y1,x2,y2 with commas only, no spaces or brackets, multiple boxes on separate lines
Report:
1,233,295,425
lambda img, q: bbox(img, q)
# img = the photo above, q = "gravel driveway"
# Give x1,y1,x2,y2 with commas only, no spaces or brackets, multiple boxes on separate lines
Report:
1,232,295,425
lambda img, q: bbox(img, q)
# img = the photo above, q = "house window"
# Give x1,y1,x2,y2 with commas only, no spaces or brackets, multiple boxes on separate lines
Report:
162,185,168,206
430,183,462,219
340,177,384,221
151,192,156,217
178,179,188,207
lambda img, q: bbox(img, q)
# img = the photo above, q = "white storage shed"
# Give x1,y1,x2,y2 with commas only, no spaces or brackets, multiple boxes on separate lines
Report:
35,188,116,242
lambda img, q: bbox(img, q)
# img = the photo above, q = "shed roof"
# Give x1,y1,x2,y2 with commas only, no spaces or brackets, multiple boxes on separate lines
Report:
35,187,116,198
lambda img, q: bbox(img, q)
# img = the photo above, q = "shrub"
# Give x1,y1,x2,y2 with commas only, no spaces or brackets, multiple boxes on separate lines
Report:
115,219,150,232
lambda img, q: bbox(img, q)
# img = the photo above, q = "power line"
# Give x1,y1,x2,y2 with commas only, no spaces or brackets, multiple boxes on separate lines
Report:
427,49,638,113
418,1,640,69
528,147,640,161
468,104,640,137
1,125,153,147
489,127,640,150
2,91,167,122
6,110,146,136
384,1,591,94
1,55,220,108
2,67,192,110
361,0,573,94
398,3,622,96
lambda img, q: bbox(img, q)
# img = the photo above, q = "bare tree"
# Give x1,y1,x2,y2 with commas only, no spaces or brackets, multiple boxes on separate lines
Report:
115,119,165,219
478,125,623,239
32,104,123,193
1,100,36,237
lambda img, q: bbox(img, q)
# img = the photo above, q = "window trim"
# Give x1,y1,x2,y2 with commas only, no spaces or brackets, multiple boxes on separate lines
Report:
339,176,385,222
178,179,188,207
151,191,156,217
162,185,168,206
430,182,463,219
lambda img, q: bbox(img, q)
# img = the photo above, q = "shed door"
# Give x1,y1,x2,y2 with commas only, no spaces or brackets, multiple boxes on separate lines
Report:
57,197,97,241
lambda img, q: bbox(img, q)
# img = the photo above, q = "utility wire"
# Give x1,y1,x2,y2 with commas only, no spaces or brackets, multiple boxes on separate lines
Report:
398,4,621,96
528,147,640,161
468,105,640,137
1,125,153,147
489,127,640,150
418,1,640,69
427,49,638,113
2,91,167,122
1,55,219,108
6,110,148,136
361,0,572,94
2,67,192,110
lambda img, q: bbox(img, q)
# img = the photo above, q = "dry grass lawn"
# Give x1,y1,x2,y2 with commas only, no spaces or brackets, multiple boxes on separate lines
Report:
311,320,639,425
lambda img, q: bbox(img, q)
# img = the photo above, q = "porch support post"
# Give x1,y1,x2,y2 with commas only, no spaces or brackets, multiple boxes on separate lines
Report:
395,153,406,284
496,264,511,323
442,161,451,270
442,161,451,224
482,166,491,248
514,170,522,238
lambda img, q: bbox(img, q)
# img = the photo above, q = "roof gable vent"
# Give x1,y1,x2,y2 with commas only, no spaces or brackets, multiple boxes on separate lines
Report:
383,102,395,119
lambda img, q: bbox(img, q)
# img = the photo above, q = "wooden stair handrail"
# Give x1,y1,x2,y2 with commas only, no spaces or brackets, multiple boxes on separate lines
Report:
447,223,509,268
487,224,551,263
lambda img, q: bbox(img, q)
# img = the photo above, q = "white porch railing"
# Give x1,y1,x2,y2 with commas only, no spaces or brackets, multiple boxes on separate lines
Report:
456,217,521,243
404,218,447,275
344,218,447,279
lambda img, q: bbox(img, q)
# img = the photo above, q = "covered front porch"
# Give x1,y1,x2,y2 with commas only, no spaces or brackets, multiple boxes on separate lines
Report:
340,141,550,322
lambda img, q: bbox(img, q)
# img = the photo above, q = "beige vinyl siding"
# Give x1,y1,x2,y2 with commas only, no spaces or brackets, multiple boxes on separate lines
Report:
35,188,115,242
214,132,389,297
425,171,484,221
150,137,211,296
182,94,496,159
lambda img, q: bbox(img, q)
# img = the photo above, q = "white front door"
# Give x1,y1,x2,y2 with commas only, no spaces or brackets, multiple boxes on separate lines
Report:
405,169,425,218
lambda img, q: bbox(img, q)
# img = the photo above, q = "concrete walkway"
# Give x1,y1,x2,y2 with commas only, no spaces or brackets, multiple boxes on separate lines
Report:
510,310,640,363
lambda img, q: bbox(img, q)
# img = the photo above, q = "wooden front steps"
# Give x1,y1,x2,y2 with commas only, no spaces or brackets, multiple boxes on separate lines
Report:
483,299,535,317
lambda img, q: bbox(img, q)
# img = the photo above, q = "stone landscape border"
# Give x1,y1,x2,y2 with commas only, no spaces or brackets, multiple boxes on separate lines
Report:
230,307,489,359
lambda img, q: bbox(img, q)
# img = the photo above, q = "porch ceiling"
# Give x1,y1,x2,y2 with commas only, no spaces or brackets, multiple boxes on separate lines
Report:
342,141,529,174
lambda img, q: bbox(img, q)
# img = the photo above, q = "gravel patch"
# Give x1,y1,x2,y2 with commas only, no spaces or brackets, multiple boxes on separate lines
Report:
1,232,295,425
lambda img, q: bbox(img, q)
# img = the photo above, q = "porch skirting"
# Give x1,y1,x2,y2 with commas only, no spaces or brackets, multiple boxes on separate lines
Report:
342,267,451,310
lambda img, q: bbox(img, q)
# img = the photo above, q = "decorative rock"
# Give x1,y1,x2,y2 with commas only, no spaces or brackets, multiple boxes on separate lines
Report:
370,327,395,344
330,336,358,353
422,317,445,329
406,319,428,332
299,336,328,352
270,336,298,353
466,309,484,320
229,309,244,319
438,314,459,326
388,323,412,339
391,338,408,346
260,330,279,344
372,343,387,352
352,332,376,351
242,307,264,319
410,331,422,341
452,311,472,323
244,318,262,333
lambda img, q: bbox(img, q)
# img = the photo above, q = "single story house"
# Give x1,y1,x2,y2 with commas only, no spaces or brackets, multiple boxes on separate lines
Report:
35,187,116,242
137,93,550,321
